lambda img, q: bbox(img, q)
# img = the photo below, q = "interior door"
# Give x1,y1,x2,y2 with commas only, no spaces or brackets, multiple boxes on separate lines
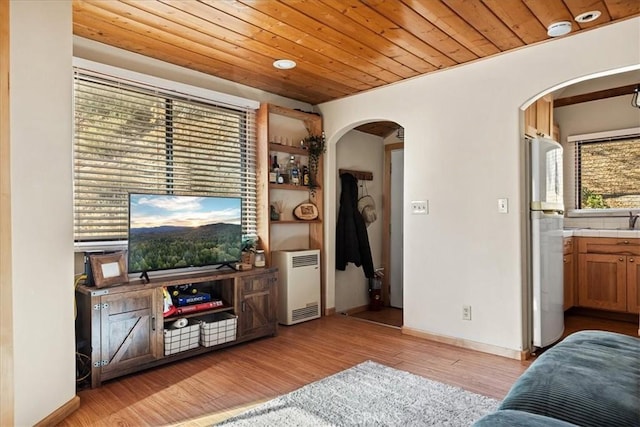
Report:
390,149,404,308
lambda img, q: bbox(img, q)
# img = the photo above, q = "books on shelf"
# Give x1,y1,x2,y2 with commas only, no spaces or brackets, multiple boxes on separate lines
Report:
175,300,224,315
176,292,211,306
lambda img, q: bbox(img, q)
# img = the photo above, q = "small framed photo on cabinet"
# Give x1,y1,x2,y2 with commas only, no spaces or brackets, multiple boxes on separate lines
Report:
89,251,129,288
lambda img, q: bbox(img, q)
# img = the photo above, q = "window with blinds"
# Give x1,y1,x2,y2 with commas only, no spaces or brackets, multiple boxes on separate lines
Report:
575,135,640,209
73,68,257,243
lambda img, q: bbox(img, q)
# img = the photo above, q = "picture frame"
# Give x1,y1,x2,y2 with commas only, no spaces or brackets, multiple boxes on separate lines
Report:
89,251,129,288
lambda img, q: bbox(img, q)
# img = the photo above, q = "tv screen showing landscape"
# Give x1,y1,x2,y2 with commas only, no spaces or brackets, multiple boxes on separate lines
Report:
128,193,242,274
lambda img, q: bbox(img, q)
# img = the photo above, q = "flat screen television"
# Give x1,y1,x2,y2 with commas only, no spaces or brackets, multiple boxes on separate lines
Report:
127,193,242,274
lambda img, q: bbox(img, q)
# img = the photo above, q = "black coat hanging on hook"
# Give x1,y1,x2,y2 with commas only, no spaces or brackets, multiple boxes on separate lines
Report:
336,172,374,278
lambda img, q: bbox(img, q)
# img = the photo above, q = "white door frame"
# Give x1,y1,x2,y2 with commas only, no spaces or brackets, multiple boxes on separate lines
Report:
382,142,404,307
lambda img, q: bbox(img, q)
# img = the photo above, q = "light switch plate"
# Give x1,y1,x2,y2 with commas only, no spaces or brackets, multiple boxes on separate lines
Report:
411,200,428,214
498,198,509,213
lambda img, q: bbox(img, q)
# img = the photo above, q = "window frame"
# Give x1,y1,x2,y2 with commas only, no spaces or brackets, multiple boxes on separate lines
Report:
72,58,260,252
566,126,640,217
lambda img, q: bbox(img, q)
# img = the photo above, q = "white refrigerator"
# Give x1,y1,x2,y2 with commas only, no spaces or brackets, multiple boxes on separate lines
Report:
529,137,565,348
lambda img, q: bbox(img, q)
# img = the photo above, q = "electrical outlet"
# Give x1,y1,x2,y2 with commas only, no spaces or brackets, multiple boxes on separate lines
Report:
462,305,472,321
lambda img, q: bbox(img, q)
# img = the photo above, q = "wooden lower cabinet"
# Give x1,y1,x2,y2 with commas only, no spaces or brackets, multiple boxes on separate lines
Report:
76,268,278,387
578,253,627,311
576,237,640,314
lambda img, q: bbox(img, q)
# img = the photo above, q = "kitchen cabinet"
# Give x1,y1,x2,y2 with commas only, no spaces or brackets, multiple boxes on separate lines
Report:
626,256,640,313
525,95,556,139
76,267,278,387
257,103,325,313
577,237,640,313
563,237,576,310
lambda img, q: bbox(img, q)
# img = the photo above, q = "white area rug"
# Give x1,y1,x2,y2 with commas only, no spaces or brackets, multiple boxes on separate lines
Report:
216,360,499,426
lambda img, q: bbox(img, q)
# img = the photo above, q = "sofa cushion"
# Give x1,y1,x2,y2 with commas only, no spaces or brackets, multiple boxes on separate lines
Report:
498,330,640,427
473,409,578,426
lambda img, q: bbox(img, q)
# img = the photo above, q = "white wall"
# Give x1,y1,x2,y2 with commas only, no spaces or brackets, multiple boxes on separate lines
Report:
318,18,640,353
10,1,75,425
335,130,384,312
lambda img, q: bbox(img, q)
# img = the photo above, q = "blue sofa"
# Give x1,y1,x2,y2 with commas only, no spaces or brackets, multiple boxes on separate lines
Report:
473,330,640,427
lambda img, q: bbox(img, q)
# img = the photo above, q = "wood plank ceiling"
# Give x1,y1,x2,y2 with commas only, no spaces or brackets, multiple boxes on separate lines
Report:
73,1,639,112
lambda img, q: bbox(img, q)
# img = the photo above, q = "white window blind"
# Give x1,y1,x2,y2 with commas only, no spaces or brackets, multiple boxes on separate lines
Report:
574,134,640,209
73,68,257,242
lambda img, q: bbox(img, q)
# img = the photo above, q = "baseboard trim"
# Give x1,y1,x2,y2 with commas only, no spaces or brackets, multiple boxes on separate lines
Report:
401,326,527,360
324,307,336,316
35,395,80,427
339,304,369,316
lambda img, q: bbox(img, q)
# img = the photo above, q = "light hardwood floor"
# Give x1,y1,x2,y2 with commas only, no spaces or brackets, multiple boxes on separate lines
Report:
61,315,532,426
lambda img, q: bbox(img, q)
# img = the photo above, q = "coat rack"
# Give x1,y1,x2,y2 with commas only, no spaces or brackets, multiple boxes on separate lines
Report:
339,168,373,181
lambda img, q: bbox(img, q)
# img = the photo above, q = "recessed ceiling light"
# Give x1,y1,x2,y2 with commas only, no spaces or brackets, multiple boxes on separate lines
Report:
273,59,297,70
575,10,602,23
547,21,572,37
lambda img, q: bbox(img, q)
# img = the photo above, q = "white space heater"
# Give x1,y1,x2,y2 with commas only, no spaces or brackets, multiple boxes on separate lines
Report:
272,249,321,325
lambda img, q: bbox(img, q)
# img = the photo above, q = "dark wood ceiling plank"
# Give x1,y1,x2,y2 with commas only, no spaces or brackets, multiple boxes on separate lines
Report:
156,0,381,90
283,0,439,74
237,0,417,81
481,0,548,44
602,0,640,19
355,121,400,138
75,0,349,102
355,0,478,65
442,0,525,51
204,0,400,86
72,15,333,104
399,0,501,58
554,83,639,107
563,0,612,29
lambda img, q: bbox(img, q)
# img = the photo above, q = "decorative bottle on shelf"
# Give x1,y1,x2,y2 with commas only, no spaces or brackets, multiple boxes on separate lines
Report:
302,165,310,186
288,155,300,185
269,155,279,184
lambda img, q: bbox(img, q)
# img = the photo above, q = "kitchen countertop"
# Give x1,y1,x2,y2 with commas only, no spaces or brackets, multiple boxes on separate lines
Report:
563,228,640,238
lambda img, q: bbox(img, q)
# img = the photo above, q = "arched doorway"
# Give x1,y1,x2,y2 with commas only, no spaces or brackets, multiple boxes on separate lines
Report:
522,67,640,350
334,121,404,328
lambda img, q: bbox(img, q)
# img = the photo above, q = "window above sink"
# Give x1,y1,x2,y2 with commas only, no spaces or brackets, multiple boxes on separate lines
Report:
567,127,639,216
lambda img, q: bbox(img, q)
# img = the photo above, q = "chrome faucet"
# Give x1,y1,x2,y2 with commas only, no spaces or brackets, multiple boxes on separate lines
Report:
630,211,639,229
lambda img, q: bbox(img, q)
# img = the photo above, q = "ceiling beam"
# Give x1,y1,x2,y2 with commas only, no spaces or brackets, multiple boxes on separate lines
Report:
555,84,639,107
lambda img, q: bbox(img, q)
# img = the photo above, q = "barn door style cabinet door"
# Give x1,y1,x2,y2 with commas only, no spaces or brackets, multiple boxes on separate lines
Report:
237,270,278,340
97,288,163,380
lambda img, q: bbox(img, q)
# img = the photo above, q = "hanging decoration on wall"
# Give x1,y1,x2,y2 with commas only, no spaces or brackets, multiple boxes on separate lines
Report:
357,180,377,228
